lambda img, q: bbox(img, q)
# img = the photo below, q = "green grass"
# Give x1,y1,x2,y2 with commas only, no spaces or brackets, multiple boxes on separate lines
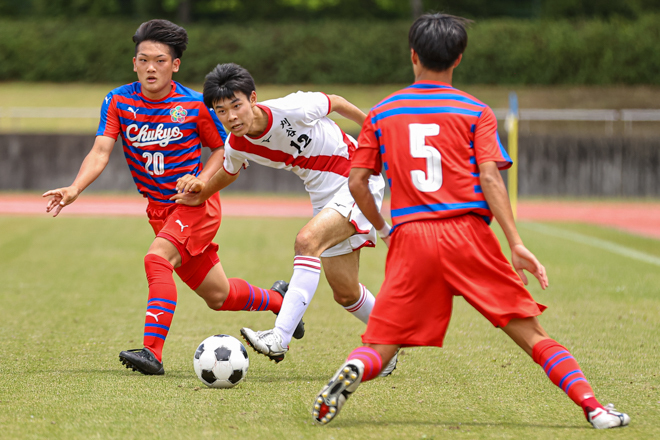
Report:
0,215,658,439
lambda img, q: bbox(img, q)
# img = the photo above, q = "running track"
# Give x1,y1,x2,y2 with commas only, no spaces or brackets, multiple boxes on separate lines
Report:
2,194,659,239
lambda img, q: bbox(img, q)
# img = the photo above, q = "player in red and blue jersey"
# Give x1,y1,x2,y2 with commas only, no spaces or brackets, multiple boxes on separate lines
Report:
43,19,303,376
312,13,630,429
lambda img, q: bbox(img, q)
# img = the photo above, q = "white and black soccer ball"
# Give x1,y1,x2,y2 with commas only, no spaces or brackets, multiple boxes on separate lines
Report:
193,335,249,388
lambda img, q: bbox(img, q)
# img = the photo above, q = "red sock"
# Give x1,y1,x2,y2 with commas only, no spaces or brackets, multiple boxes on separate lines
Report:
217,278,283,313
143,254,177,363
347,347,383,382
532,339,604,418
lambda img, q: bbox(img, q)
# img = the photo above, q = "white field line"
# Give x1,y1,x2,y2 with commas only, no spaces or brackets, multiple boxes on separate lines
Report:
521,222,660,267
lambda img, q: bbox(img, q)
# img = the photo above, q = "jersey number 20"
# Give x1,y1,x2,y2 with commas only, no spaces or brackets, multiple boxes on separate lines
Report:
409,123,442,192
143,152,165,176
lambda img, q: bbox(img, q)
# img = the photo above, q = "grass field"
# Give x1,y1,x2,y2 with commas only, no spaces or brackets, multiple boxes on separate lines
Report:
3,82,660,135
0,215,658,439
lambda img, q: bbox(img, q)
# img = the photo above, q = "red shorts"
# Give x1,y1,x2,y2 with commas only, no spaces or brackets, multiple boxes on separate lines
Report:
147,193,222,290
362,214,546,347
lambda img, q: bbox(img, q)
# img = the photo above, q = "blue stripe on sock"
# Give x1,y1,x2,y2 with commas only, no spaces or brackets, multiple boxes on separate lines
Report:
558,370,582,390
264,290,270,311
547,355,574,376
147,305,175,314
255,288,265,311
543,350,568,370
564,377,587,394
144,332,166,340
148,298,177,306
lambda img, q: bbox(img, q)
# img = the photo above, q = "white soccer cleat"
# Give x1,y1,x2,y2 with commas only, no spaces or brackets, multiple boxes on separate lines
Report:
240,328,288,363
379,350,399,377
588,403,630,429
312,359,364,425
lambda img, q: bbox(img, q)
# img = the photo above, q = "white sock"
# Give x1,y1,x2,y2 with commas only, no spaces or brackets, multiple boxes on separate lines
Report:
274,256,321,346
343,283,375,325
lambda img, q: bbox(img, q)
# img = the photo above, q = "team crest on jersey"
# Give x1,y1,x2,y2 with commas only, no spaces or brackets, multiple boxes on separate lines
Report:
170,105,188,123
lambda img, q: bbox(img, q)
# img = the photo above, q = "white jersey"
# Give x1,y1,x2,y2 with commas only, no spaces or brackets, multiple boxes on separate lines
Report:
223,91,355,208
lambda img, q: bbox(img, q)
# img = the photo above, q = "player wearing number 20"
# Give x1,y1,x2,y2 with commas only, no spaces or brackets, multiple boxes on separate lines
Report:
43,20,299,376
312,13,630,429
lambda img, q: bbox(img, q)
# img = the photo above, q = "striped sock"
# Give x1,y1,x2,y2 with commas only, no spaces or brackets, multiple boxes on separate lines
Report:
217,278,283,313
347,346,383,382
343,283,375,324
532,338,603,417
143,254,177,362
274,256,321,346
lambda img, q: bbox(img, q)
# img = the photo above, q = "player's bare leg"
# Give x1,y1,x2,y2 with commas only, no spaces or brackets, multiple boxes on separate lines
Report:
502,317,630,428
313,343,399,425
323,252,397,375
193,261,230,309
241,208,357,362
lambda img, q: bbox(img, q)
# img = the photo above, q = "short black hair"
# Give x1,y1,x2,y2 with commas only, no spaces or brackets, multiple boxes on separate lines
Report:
133,19,188,60
409,13,472,72
203,63,257,109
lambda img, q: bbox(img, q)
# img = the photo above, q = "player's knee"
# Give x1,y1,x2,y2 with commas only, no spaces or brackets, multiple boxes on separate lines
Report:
333,288,359,307
294,230,322,256
202,292,228,310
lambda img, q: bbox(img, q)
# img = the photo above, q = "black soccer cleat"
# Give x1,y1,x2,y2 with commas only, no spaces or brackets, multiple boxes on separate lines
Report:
119,348,165,375
271,280,305,340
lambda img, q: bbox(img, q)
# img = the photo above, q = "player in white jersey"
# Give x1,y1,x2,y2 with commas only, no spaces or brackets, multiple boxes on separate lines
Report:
172,63,397,375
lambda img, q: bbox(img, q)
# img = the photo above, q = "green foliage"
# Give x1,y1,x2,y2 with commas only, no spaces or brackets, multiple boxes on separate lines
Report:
1,16,659,85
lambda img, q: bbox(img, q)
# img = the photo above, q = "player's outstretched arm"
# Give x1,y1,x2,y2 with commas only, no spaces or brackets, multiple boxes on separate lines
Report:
327,95,367,126
175,146,226,194
349,167,391,247
171,166,239,206
42,135,115,217
478,161,548,289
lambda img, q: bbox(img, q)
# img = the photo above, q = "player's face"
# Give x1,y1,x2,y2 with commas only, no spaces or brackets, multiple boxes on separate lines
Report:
213,91,257,137
133,41,180,101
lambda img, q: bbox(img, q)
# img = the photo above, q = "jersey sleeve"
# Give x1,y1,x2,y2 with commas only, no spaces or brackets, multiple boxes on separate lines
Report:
197,104,227,149
96,93,121,140
222,136,250,175
473,106,512,170
353,112,383,174
295,91,331,123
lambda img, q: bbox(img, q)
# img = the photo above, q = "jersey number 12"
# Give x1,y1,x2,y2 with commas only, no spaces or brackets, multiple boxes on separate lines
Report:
409,123,442,192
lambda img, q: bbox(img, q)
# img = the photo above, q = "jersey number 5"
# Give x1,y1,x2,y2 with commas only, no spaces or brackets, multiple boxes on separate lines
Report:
409,123,442,192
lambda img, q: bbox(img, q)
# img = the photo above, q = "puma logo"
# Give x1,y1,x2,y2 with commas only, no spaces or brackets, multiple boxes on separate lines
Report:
175,220,189,232
146,311,164,322
105,96,111,104
127,106,139,118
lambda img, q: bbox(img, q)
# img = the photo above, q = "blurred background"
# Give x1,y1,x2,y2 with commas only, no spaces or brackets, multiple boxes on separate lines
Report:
1,0,659,197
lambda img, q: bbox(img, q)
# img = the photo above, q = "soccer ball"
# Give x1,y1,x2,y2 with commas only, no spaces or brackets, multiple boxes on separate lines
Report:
193,335,249,388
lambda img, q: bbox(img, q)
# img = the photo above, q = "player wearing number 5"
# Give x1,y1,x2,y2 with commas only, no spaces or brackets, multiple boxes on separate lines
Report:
43,20,300,376
312,13,629,429
172,63,397,375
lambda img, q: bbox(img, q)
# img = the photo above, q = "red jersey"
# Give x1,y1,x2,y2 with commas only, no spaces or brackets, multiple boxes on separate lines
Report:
353,81,511,227
97,81,226,204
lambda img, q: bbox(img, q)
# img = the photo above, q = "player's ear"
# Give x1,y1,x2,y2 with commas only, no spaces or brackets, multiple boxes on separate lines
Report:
249,90,257,105
172,58,181,73
133,57,137,72
410,49,418,66
453,53,463,69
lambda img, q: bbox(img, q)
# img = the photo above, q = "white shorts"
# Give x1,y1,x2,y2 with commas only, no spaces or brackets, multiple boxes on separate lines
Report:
313,173,386,258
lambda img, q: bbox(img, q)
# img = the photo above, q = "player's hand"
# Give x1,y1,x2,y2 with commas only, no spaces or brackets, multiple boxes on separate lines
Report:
511,244,548,290
170,191,205,206
381,235,391,249
42,186,81,217
176,174,205,193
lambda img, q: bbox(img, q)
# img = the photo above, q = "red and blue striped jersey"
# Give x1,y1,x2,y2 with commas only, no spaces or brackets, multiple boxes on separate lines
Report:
96,81,226,204
353,80,511,227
